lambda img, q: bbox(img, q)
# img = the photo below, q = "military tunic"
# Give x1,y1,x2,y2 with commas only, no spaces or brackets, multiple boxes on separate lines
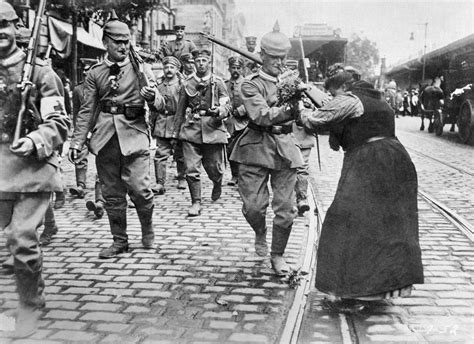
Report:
164,39,197,60
224,76,248,180
0,48,70,308
70,57,160,247
174,73,230,203
229,70,303,255
151,77,185,184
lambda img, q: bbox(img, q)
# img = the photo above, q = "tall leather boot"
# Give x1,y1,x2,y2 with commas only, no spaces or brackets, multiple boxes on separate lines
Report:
187,180,202,217
153,160,166,195
70,168,87,198
296,175,310,215
137,205,155,249
99,210,128,259
39,205,58,246
14,268,45,338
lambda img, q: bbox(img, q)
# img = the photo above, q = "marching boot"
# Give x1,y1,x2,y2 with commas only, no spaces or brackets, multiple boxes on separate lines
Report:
99,210,129,259
39,205,58,246
270,255,291,276
153,160,166,195
14,269,45,338
254,228,268,257
70,168,87,198
137,205,155,249
296,175,310,215
211,181,222,201
187,180,202,217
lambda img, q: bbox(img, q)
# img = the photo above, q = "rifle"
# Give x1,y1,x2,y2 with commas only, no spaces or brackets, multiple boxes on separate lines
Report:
199,32,328,108
129,45,151,89
210,41,216,109
12,0,47,146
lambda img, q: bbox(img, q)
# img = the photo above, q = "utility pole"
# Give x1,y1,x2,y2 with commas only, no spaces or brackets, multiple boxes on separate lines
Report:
421,22,428,82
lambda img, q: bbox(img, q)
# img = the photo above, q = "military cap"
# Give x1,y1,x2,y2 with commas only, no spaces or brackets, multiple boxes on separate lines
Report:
192,48,211,60
163,55,181,69
174,25,186,30
0,1,18,22
260,21,291,56
16,26,31,45
245,36,257,44
180,53,194,63
228,56,244,67
103,19,131,41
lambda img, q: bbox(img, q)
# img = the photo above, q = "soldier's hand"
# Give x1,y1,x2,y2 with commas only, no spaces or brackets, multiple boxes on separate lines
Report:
68,148,80,164
9,137,35,157
140,86,156,102
207,107,220,118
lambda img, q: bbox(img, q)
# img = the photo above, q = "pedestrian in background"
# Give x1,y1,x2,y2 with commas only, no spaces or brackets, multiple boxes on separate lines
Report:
180,53,196,79
69,18,160,258
230,23,303,276
163,25,197,60
173,48,231,217
299,64,423,312
0,2,70,337
151,56,187,195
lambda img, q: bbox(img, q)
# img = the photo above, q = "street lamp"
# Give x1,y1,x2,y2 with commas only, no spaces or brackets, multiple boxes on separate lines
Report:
410,22,428,82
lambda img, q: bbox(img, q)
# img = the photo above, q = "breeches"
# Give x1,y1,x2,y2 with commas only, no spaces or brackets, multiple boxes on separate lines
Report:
0,193,50,273
154,137,185,183
237,164,297,255
96,134,153,212
182,141,224,184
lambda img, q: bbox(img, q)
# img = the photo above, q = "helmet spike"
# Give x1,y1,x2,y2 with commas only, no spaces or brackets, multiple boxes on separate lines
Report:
273,20,280,33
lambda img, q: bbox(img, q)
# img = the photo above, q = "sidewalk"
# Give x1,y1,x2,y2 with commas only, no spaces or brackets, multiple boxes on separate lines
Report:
0,147,312,343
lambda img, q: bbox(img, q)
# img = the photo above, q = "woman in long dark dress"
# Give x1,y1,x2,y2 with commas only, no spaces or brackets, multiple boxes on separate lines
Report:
299,65,424,311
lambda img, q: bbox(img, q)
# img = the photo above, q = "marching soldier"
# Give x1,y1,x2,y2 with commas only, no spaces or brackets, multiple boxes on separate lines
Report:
243,36,259,76
229,23,304,276
164,25,198,60
180,52,196,79
174,48,231,217
69,58,96,198
68,19,161,258
0,2,70,337
224,56,248,186
151,56,187,194
286,59,314,215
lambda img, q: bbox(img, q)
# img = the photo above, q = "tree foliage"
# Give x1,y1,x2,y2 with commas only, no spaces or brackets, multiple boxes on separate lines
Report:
345,33,380,78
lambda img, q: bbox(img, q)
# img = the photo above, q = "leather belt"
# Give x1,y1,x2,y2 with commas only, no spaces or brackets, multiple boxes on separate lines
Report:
103,104,125,114
248,122,293,135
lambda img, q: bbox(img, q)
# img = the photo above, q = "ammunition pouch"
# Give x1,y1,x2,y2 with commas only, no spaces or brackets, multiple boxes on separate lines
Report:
101,101,145,120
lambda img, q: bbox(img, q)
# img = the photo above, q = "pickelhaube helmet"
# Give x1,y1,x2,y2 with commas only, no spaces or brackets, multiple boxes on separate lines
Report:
103,12,131,41
260,21,291,56
0,1,19,22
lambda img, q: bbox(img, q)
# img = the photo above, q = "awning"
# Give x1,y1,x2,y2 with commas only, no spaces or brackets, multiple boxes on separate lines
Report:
288,36,347,59
48,16,105,58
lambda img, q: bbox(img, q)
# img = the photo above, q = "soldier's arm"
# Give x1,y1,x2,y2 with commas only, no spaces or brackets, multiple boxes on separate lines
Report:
172,85,187,138
25,66,71,160
72,87,81,127
241,79,294,126
70,69,98,150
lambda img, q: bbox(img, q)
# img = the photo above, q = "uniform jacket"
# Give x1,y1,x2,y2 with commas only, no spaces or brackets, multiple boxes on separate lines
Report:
151,77,182,138
229,70,303,169
225,76,248,134
164,39,197,59
292,123,315,149
72,81,85,127
174,73,230,144
71,57,160,156
0,49,70,195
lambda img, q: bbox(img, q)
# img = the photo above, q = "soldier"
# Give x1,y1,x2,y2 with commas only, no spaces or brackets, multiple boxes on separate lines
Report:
229,23,303,276
224,56,248,186
164,25,198,60
174,48,231,216
151,56,186,194
68,19,161,259
180,52,196,79
243,36,259,76
69,58,96,199
286,59,314,215
0,2,70,337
